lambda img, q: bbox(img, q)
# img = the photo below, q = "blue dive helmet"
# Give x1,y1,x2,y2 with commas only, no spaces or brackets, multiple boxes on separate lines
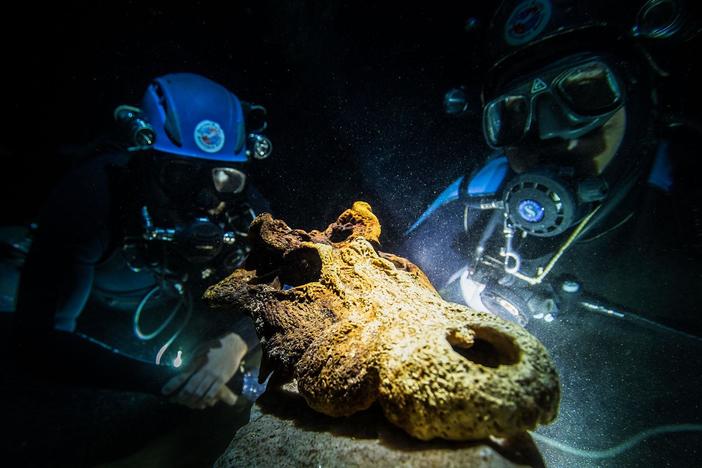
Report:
141,73,247,162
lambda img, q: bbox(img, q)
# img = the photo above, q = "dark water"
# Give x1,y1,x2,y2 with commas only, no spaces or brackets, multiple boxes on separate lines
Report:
1,2,701,467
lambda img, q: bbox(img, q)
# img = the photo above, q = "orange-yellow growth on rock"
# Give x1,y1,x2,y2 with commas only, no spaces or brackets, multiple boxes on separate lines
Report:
205,202,560,440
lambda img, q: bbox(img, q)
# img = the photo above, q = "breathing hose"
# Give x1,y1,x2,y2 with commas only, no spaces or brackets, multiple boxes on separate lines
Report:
530,424,702,459
132,282,193,365
133,285,182,340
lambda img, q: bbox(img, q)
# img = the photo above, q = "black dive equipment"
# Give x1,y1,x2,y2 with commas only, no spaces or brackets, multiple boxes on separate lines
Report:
140,205,255,279
114,105,157,150
483,57,624,148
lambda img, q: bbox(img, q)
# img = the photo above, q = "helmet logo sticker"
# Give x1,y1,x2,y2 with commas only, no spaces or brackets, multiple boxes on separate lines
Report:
194,120,226,153
505,0,552,46
531,78,548,94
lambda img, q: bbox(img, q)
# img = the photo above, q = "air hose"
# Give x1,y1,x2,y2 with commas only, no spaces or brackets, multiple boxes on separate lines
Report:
578,299,702,343
133,285,182,340
530,424,702,459
553,276,702,343
155,298,192,366
133,282,193,365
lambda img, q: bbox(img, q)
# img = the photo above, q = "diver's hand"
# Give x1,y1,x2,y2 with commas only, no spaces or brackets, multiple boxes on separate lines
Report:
161,332,248,409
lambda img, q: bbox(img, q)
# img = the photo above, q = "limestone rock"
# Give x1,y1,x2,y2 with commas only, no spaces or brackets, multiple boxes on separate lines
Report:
215,387,545,467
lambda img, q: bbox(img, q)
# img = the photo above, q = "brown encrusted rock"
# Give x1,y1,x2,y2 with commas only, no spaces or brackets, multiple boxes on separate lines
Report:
205,202,560,441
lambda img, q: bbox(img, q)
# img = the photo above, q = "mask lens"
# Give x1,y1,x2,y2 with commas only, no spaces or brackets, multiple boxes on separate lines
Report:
484,95,530,147
212,167,246,194
535,93,580,140
557,62,621,115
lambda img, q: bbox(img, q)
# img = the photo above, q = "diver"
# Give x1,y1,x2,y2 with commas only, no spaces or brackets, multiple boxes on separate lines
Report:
403,0,702,332
11,72,274,409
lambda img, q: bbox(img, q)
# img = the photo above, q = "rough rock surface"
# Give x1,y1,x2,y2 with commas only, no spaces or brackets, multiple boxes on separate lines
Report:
215,385,545,467
205,202,559,441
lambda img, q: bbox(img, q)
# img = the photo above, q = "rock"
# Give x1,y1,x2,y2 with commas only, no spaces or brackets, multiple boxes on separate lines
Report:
215,386,545,467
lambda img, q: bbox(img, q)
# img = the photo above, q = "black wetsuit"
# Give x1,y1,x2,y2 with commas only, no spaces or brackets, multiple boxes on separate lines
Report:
399,135,702,335
11,151,271,394
11,153,181,393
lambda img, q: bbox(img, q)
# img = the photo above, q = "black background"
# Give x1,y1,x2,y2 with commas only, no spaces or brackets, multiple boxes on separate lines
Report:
1,1,496,247
2,1,699,246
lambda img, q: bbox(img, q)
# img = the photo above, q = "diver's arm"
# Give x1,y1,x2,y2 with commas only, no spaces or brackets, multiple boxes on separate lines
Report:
12,232,179,395
12,156,179,395
43,329,179,395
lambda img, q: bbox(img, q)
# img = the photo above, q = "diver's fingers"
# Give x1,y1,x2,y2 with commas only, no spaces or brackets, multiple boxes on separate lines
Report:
205,397,218,407
194,374,217,402
217,385,238,406
161,368,196,396
181,370,209,405
205,377,225,400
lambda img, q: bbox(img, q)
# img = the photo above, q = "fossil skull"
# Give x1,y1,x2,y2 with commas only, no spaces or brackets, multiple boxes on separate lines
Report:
205,202,560,440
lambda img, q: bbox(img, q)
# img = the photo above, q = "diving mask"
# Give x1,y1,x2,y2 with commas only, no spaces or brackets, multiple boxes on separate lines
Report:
211,167,246,194
483,56,624,148
158,159,247,198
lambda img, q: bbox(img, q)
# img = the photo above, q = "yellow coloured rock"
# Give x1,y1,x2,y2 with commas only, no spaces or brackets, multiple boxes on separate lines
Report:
205,201,560,441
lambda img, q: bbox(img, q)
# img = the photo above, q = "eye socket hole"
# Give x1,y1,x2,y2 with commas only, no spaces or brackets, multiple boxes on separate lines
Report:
447,326,520,368
281,246,322,286
329,225,355,243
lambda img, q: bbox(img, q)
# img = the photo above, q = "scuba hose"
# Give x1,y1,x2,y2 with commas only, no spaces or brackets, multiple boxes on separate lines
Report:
577,298,702,343
133,282,193,365
133,284,182,340
557,281,702,343
532,286,702,459
530,424,702,460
